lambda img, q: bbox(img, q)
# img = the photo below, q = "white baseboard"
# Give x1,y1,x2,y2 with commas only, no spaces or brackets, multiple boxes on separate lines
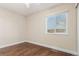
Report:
26,40,78,55
0,41,25,49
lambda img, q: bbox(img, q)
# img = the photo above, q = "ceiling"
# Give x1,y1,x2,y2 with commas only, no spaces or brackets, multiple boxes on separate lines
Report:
0,3,60,16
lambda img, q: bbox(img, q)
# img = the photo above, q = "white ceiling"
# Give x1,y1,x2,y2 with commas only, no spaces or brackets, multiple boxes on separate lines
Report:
0,3,60,16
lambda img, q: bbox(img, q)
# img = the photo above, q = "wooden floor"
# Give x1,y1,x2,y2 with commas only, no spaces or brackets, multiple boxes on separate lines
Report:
0,42,73,56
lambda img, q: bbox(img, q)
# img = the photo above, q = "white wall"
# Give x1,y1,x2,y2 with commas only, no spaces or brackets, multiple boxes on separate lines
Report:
0,8,26,48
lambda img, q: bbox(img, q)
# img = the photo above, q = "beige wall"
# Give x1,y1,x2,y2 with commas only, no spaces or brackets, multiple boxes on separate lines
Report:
26,4,77,52
77,4,79,55
0,8,26,47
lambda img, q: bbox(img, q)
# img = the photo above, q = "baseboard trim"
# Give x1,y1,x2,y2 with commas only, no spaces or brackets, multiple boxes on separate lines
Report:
0,41,25,49
26,40,78,55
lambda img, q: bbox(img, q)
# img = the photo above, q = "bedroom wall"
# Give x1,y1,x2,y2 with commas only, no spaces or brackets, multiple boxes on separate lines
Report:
77,4,79,55
25,4,77,53
0,8,26,47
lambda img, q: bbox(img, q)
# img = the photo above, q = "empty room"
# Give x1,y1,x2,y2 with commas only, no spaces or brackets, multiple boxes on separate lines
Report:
0,3,78,56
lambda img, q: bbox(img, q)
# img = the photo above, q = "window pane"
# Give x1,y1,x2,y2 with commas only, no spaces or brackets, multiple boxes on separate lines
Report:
56,29,65,33
47,16,56,33
56,12,66,29
48,29,55,33
47,16,56,29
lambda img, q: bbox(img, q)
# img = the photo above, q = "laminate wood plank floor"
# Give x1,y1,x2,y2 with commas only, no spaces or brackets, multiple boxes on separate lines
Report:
0,42,73,56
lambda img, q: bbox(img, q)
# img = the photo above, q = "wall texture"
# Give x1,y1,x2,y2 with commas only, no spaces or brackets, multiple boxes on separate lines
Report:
0,8,26,47
25,4,77,53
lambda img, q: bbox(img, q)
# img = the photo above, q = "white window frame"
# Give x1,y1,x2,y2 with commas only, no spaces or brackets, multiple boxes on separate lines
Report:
45,11,68,35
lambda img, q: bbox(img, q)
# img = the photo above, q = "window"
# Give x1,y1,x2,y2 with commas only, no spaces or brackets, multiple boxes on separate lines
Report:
46,11,68,34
